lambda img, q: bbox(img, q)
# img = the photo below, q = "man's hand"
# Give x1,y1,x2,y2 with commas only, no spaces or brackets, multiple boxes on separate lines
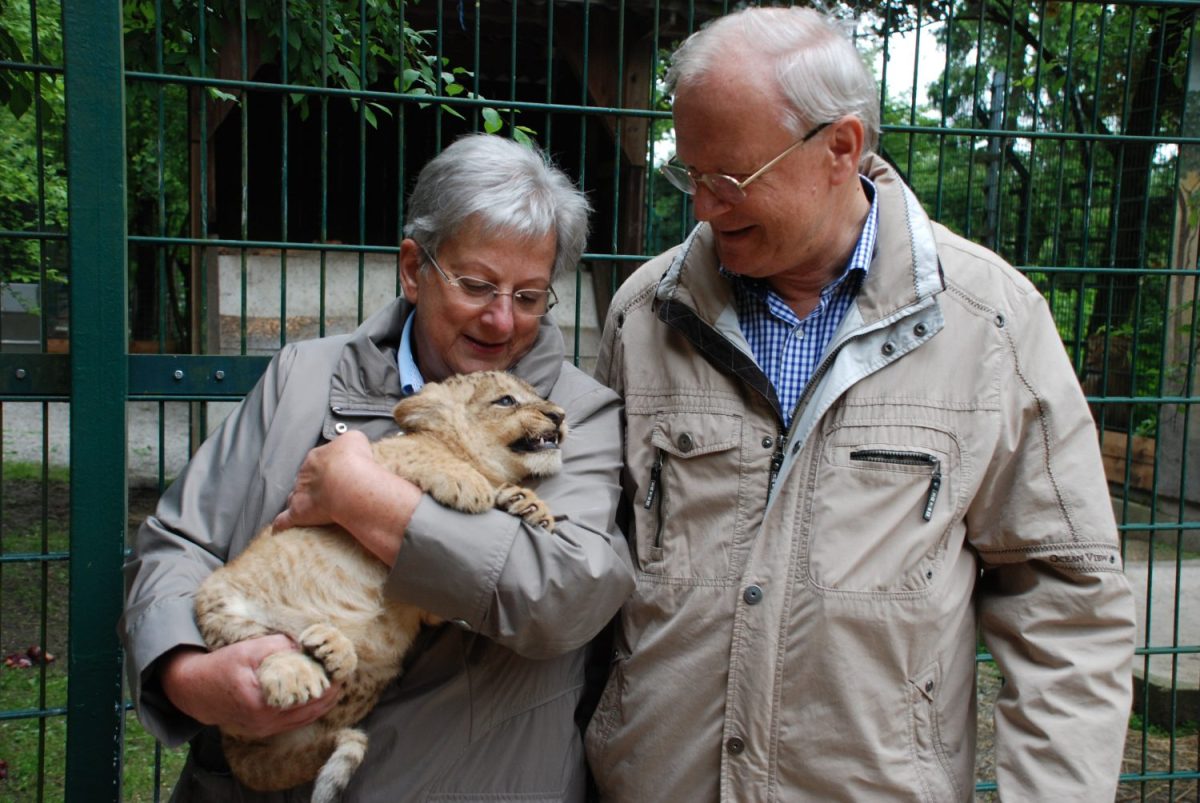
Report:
160,636,341,740
272,431,423,566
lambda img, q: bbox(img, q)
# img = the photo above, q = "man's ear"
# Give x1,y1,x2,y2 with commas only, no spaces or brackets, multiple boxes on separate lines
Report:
399,239,423,304
826,116,865,186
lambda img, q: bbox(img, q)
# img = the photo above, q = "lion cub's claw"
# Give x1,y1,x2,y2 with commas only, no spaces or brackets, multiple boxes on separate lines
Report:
299,622,358,683
497,484,555,530
258,651,330,708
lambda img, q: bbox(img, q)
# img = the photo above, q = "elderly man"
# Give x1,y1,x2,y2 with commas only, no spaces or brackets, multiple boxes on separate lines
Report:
585,7,1136,801
120,133,635,801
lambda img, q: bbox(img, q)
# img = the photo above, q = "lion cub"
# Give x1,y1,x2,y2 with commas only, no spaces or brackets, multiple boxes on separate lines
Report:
193,370,567,802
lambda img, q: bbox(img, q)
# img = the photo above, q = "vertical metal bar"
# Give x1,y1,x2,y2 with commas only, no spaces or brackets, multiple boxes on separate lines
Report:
962,5,985,240
1078,5,1108,265
280,0,290,345
320,0,330,336
904,0,921,179
544,0,554,143
396,0,407,300
932,6,954,221
357,0,368,321
29,0,53,794
509,0,519,133
434,0,445,148
239,0,250,354
62,0,128,799
472,0,482,132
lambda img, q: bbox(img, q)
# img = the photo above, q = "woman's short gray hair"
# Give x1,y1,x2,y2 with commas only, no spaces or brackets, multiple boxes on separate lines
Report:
665,6,880,156
403,133,591,279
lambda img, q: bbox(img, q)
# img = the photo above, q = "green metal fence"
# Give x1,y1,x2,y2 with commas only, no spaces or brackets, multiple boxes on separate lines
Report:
0,0,1197,799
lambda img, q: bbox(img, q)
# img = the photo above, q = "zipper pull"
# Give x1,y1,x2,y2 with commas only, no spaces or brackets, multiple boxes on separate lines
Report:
922,459,942,521
644,449,664,510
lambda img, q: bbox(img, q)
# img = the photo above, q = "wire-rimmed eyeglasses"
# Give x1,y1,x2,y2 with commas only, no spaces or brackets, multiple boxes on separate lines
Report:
659,121,831,206
416,242,558,317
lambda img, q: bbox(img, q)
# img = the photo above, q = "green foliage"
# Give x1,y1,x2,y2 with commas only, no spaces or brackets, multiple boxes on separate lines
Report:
121,0,524,133
0,0,67,287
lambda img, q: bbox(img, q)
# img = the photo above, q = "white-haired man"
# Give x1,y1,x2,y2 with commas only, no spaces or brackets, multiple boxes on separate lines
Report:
585,7,1136,801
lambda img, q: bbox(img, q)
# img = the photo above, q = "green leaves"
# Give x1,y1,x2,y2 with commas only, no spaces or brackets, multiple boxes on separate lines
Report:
481,106,501,133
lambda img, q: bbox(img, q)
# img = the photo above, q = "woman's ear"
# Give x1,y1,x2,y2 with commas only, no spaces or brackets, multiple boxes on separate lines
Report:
399,239,423,304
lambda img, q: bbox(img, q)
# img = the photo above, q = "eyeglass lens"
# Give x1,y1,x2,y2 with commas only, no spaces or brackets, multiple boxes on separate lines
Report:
418,243,555,316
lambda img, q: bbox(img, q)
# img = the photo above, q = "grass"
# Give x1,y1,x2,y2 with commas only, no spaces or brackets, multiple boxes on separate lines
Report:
0,667,187,801
1129,712,1200,739
0,469,187,802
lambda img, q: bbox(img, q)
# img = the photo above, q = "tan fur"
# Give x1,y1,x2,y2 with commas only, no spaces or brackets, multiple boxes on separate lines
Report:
193,371,567,801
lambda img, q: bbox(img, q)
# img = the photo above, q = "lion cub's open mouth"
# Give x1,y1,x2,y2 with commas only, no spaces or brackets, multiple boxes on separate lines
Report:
510,430,562,453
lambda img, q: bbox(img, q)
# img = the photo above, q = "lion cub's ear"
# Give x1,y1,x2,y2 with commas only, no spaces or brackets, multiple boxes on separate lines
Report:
391,385,451,432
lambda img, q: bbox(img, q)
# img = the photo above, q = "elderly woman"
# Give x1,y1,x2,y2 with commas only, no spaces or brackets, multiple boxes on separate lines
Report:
120,134,635,802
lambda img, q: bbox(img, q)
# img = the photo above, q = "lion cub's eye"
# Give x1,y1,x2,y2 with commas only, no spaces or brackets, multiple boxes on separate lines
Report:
492,395,518,407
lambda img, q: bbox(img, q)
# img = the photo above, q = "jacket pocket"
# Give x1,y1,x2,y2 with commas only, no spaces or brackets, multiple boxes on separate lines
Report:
806,423,963,594
907,663,964,802
630,410,744,580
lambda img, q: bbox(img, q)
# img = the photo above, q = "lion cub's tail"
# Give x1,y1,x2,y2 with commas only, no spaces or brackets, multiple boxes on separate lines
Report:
311,728,369,803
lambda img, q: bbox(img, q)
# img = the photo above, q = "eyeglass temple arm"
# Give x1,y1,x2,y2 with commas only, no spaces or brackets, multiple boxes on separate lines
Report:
739,121,831,190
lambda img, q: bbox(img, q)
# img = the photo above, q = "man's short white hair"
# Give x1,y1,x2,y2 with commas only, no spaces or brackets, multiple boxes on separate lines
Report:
665,6,880,156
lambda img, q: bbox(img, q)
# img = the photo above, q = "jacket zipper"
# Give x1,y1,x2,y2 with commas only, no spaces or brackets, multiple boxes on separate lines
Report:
767,435,786,496
643,448,668,548
849,449,942,521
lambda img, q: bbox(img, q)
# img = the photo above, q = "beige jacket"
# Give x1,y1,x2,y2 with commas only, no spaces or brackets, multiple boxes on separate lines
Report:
585,156,1136,802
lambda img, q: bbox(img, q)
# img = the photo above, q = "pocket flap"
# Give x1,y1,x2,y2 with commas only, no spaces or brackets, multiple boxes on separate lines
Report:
649,412,740,458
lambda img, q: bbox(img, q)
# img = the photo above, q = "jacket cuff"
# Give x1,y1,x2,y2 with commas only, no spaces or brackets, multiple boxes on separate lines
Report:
122,597,207,746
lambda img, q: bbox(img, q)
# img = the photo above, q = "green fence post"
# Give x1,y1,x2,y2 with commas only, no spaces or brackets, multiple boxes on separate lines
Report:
62,0,128,799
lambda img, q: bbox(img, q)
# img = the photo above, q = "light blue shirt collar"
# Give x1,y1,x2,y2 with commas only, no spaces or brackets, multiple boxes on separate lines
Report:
398,313,425,396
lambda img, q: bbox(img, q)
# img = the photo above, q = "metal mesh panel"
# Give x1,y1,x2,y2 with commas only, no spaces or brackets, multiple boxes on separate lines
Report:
0,0,1196,798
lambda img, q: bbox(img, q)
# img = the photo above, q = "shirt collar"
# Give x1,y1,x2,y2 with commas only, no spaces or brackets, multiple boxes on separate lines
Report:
397,313,425,396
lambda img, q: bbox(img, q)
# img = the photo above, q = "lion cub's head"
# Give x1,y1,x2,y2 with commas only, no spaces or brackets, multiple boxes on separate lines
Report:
391,371,567,482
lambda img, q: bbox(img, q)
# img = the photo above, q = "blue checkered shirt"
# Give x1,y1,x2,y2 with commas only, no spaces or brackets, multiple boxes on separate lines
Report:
726,177,878,429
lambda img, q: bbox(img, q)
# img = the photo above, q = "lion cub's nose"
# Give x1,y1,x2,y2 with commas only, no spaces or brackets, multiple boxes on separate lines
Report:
544,410,564,426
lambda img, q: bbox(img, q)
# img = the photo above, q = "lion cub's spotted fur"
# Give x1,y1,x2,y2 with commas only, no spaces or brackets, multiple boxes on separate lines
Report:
194,371,567,802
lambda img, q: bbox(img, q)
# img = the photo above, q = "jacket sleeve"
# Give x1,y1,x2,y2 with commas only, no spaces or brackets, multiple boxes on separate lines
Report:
117,345,302,746
386,376,636,659
967,293,1136,800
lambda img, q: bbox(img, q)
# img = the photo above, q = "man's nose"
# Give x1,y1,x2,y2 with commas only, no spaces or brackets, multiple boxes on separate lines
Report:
691,183,733,221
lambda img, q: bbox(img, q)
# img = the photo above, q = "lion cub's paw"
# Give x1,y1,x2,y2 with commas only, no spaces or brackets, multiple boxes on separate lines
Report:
258,650,330,708
425,473,496,514
497,484,555,530
299,622,358,683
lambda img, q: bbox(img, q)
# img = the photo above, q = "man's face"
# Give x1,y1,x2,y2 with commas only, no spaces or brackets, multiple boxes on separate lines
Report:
671,67,844,286
400,221,556,382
